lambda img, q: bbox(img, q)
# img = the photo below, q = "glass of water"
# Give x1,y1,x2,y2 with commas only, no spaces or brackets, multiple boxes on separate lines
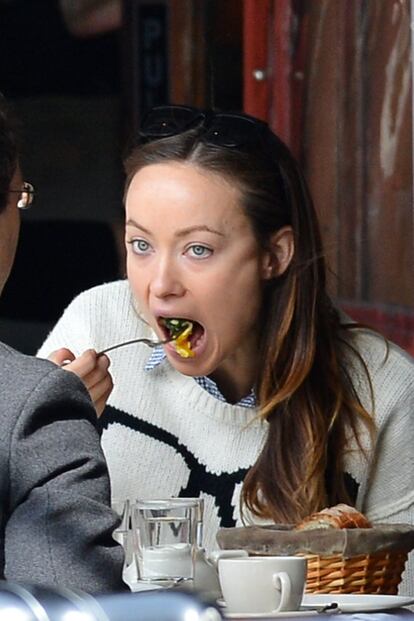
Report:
131,498,199,588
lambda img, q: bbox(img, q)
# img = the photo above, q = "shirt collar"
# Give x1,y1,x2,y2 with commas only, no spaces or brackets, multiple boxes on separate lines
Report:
144,344,166,371
145,346,256,408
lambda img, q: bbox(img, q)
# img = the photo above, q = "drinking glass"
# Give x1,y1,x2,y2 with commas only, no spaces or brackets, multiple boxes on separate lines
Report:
131,498,199,588
157,497,204,547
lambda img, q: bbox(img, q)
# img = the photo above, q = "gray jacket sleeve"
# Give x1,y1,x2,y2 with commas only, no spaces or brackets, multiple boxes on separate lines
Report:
0,347,125,593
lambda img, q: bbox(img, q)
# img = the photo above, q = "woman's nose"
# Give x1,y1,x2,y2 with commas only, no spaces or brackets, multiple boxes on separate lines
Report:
150,259,185,298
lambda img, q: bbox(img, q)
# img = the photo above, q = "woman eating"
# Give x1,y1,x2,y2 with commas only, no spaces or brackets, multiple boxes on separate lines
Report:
38,105,414,594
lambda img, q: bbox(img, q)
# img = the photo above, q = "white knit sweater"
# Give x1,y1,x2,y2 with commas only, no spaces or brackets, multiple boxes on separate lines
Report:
38,280,414,595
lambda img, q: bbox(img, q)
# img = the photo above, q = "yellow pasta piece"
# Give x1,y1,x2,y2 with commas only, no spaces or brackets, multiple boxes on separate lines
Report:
173,323,195,358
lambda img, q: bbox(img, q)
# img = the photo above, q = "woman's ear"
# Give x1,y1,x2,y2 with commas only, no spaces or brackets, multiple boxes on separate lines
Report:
261,226,294,280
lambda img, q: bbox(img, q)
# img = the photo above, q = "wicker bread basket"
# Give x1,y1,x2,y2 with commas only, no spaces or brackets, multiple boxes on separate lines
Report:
300,550,408,594
217,524,414,595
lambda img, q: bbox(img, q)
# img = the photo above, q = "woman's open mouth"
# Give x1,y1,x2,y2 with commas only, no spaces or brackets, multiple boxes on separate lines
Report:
159,317,205,358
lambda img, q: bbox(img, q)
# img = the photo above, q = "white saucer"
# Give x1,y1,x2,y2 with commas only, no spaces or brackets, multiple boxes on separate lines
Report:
224,611,318,619
302,593,414,613
221,593,414,617
218,597,319,618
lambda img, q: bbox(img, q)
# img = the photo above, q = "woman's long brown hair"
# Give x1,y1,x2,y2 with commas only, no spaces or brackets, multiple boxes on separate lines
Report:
124,120,376,523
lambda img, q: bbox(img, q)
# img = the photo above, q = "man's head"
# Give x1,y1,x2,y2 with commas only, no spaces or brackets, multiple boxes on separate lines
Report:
0,94,21,295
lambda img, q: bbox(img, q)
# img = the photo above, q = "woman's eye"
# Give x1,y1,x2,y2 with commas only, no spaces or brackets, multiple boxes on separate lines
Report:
187,244,212,258
130,239,151,254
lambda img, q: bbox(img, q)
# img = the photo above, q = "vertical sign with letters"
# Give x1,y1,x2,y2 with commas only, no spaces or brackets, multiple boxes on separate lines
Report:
137,3,169,116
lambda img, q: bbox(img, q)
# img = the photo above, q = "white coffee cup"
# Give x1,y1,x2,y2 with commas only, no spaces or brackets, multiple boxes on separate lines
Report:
218,555,307,614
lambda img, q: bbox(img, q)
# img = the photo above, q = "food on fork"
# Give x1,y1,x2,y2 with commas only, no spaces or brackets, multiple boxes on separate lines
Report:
295,503,372,530
163,318,195,358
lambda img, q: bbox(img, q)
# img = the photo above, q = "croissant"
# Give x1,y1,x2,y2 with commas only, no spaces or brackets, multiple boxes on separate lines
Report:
295,503,372,530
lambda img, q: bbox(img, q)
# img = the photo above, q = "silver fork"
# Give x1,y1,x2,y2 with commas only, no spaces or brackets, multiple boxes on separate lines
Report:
97,337,171,356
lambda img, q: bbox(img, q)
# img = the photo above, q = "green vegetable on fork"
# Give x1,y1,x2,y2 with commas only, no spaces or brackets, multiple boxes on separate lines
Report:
163,318,192,338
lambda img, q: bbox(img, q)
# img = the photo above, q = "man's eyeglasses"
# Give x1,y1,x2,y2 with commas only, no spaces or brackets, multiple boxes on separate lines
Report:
8,181,35,210
138,105,269,149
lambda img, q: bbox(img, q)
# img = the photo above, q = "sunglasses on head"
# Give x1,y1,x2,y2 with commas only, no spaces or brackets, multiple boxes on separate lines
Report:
138,105,270,149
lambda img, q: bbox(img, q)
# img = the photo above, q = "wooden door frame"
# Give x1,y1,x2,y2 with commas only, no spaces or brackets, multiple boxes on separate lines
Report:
243,0,306,160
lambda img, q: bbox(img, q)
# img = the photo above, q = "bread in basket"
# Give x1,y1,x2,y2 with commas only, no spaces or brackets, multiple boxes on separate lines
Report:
217,504,414,594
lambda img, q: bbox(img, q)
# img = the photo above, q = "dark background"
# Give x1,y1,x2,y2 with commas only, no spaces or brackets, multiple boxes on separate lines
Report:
0,0,243,354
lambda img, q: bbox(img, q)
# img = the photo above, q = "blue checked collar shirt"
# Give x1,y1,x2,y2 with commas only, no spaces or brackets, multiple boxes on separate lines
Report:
145,346,256,408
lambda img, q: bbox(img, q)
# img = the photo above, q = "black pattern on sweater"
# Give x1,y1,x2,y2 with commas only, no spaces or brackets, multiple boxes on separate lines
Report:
99,405,248,527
